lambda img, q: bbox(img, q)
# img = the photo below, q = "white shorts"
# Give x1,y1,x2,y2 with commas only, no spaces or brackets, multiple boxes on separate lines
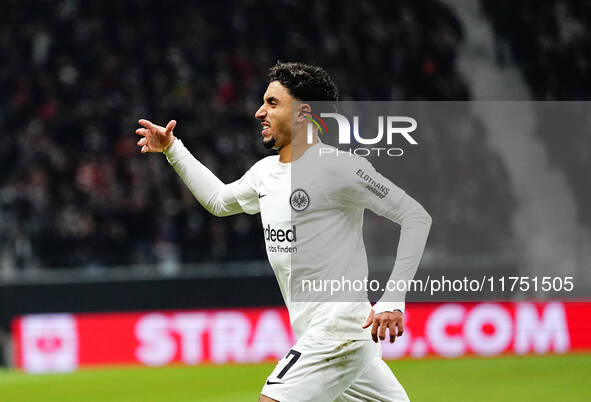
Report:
261,337,409,402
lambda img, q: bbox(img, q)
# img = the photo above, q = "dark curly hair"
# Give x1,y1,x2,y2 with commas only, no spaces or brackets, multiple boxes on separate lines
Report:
268,62,339,102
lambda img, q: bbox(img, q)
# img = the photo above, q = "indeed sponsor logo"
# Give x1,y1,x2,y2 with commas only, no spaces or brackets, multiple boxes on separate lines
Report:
264,224,297,243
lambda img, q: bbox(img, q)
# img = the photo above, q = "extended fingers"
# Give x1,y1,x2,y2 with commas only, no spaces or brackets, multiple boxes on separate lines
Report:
136,128,148,136
138,119,154,129
165,119,177,135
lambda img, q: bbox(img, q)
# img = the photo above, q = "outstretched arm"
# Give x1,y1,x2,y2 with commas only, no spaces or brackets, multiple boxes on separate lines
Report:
135,119,244,217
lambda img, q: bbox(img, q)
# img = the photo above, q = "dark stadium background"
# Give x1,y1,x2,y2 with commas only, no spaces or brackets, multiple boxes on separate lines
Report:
0,1,589,399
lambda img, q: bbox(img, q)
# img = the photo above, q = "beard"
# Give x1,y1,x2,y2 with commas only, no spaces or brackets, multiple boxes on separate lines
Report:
262,136,276,149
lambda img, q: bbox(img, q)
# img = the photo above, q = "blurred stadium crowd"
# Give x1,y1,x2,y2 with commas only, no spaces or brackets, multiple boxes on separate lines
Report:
6,0,586,270
484,0,591,229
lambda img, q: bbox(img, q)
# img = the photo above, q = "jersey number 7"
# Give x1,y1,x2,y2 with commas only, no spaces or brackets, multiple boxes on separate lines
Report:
277,349,302,379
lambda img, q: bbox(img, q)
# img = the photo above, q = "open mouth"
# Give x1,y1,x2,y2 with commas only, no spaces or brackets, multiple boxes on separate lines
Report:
261,121,271,136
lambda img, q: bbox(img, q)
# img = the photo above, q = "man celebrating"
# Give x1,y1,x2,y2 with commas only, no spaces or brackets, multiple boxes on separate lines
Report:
136,62,431,402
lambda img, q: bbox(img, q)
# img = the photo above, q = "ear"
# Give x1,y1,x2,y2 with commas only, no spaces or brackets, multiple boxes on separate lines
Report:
297,103,312,122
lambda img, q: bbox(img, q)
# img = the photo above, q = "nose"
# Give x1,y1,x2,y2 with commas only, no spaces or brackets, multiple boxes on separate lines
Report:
255,104,266,120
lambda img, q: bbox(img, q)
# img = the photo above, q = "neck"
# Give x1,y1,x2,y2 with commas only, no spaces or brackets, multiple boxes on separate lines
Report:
278,134,318,163
278,142,291,163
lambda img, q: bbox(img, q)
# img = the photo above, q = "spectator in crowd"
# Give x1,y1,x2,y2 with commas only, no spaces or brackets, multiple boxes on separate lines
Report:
483,0,591,228
0,0,514,270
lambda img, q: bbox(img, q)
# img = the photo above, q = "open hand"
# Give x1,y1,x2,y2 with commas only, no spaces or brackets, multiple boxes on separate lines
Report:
362,309,404,343
135,119,177,153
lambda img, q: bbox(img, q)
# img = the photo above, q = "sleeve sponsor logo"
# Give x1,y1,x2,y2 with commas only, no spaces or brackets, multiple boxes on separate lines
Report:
356,169,390,199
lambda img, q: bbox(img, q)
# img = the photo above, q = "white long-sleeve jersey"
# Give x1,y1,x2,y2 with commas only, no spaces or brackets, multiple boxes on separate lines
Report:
165,139,431,340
